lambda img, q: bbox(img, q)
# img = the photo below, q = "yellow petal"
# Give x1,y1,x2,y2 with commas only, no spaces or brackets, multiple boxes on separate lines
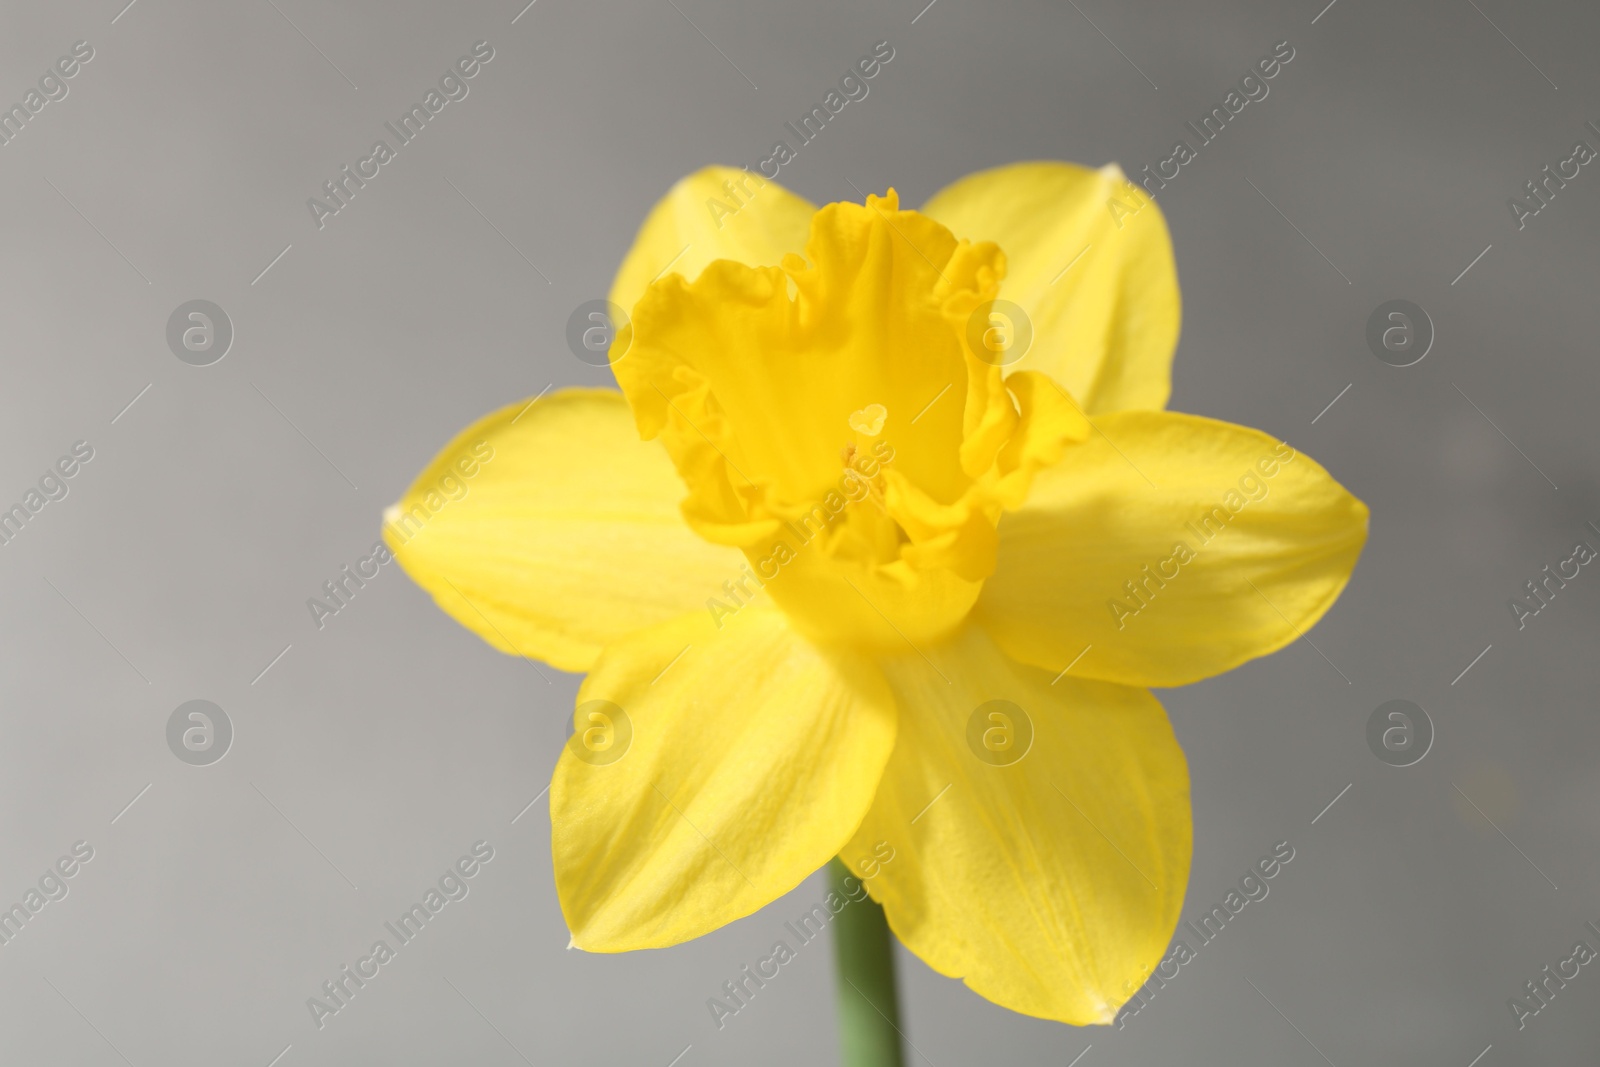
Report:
382,388,745,674
845,623,1190,1025
977,410,1369,687
552,606,897,950
921,161,1181,414
608,165,816,321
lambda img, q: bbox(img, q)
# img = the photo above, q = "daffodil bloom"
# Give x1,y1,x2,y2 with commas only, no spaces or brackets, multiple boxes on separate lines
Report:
384,162,1367,1025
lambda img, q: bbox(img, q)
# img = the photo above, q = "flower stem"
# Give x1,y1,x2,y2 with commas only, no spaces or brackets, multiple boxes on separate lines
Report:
829,858,906,1067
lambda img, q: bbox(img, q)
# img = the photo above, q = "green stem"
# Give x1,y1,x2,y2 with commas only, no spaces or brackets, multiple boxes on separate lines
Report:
829,858,907,1067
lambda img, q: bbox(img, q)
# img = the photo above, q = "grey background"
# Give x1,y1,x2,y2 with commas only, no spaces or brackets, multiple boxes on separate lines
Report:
1,0,1597,1063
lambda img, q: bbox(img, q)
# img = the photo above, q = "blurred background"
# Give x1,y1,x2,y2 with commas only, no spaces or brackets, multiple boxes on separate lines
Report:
1,0,1597,1063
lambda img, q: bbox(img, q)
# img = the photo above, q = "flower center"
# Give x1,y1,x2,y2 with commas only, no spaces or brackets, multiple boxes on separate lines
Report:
613,191,1087,651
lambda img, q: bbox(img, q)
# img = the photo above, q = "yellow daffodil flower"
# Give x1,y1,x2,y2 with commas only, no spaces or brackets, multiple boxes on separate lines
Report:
383,162,1368,1026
